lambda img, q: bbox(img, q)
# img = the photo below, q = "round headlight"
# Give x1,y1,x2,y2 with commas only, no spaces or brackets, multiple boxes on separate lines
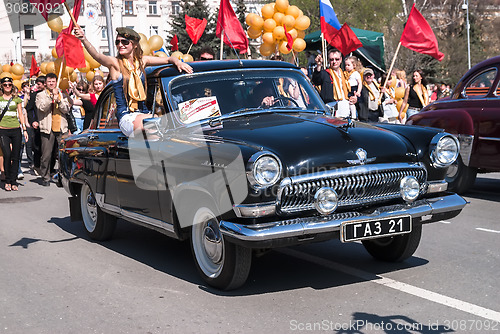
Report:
400,176,420,202
314,187,338,215
252,155,281,187
431,134,459,167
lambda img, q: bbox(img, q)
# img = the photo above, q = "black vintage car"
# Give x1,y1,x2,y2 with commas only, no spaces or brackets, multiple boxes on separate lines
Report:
59,60,466,290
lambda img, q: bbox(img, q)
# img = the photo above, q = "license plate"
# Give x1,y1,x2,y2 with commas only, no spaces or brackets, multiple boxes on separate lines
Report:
341,216,412,242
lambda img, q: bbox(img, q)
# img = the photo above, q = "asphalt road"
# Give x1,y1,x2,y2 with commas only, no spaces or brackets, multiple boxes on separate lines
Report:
1,168,499,334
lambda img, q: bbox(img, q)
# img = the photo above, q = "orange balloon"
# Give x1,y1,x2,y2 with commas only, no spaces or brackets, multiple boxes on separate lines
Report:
154,51,168,58
54,57,65,76
246,13,257,26
171,51,183,59
279,41,292,55
395,87,406,100
259,43,275,57
181,54,194,62
149,35,164,51
78,60,91,73
2,64,11,73
46,62,55,74
275,0,289,13
13,79,22,90
247,27,262,39
273,26,285,41
292,38,306,52
10,63,24,76
288,28,298,40
51,48,58,58
262,32,275,45
283,15,295,30
12,73,23,80
261,4,275,19
47,14,63,33
70,71,78,82
250,15,264,30
139,33,148,43
263,19,277,32
40,62,48,74
285,5,300,18
297,30,305,39
140,41,151,56
294,15,310,31
273,12,285,26
86,71,95,82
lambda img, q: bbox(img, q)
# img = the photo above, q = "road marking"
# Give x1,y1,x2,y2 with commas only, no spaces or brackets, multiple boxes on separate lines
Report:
476,227,500,234
279,248,500,322
439,220,452,224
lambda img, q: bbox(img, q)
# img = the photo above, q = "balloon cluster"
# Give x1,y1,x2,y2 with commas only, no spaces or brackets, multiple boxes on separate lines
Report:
170,51,194,63
246,0,310,57
0,64,25,90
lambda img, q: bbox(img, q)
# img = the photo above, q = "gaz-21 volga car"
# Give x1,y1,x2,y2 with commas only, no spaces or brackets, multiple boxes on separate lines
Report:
408,56,500,193
59,60,467,290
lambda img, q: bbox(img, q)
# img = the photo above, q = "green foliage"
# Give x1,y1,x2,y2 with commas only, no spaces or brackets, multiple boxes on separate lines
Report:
167,0,218,59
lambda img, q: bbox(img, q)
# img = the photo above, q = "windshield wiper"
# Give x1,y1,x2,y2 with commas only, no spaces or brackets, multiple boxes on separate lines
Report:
228,107,263,115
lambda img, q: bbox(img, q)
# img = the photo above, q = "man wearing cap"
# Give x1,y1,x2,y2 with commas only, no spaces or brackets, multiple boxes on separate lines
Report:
357,68,384,122
312,49,356,117
35,72,71,186
74,26,193,137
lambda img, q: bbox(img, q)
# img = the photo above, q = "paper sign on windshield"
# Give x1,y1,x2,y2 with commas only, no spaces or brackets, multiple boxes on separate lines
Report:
179,96,221,124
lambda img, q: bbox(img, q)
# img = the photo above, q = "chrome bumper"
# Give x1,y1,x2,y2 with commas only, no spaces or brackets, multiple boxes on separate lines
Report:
220,193,466,247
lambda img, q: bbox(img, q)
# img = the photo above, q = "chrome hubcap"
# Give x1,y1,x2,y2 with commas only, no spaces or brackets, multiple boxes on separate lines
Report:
446,161,459,179
203,220,223,264
86,192,98,223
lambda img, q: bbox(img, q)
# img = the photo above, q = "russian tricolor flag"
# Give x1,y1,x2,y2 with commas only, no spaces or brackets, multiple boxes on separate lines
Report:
320,0,341,45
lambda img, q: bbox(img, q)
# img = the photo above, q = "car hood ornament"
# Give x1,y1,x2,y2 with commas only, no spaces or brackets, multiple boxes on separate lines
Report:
347,148,376,165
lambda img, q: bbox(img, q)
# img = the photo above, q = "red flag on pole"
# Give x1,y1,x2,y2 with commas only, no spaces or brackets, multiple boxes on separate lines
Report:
30,55,40,77
185,15,207,45
170,35,179,51
284,26,294,51
400,4,444,61
330,23,363,56
216,0,248,53
54,0,85,69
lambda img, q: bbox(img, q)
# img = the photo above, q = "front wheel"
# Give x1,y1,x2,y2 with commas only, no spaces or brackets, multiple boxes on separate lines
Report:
80,183,117,241
445,155,477,194
191,206,252,290
362,224,422,262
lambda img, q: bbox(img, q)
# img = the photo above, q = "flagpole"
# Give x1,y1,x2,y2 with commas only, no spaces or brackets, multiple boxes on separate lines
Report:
220,29,224,60
63,2,80,29
321,33,327,69
56,56,65,90
187,43,193,55
378,42,402,102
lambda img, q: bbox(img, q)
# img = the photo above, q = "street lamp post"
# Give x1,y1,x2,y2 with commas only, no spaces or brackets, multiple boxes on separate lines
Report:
462,0,471,69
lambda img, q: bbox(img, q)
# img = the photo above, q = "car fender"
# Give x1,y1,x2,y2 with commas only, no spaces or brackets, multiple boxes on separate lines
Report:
408,109,474,136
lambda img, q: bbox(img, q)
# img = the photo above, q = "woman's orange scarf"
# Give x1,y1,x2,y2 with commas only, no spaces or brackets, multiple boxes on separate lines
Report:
122,58,146,111
413,83,429,107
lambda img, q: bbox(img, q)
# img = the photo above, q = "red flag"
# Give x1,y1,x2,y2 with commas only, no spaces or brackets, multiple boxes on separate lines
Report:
329,23,363,56
170,35,179,51
216,0,248,53
56,33,86,68
185,15,207,45
30,55,40,77
28,0,64,20
400,4,444,61
284,26,293,51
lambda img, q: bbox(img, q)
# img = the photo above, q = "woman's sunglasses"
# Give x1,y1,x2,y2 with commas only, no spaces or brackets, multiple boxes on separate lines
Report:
115,38,131,46
2,83,12,87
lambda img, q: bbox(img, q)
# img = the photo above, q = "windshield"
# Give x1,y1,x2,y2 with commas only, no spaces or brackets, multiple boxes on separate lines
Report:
167,69,326,124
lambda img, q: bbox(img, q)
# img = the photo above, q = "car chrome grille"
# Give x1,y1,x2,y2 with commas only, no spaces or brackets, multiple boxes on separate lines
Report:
277,163,427,214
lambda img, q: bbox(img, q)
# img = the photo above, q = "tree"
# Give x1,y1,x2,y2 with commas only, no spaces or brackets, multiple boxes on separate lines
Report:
167,0,218,59
235,0,247,26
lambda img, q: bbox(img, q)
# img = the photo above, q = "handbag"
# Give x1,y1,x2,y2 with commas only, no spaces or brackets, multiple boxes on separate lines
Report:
0,96,14,123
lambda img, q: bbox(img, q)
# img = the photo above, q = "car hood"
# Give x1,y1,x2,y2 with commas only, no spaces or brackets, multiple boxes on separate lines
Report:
204,112,416,176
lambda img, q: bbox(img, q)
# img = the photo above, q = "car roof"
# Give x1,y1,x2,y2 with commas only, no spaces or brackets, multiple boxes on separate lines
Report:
146,59,299,78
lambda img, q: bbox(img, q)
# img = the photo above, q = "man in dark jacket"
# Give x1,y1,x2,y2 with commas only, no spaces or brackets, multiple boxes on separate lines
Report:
25,75,46,174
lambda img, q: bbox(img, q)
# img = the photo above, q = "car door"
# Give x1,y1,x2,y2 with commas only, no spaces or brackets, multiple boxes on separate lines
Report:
113,79,163,221
465,66,500,169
